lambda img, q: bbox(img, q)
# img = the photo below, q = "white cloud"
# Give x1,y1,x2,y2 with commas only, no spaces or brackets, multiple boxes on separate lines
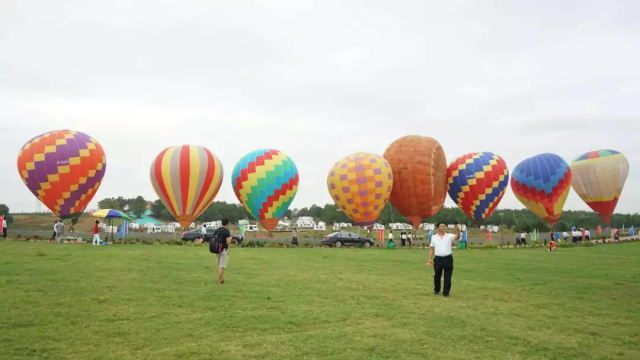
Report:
1,0,639,216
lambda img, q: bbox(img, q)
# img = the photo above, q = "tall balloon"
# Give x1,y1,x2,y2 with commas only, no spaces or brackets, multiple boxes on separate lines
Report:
570,150,629,224
232,149,299,231
150,145,223,228
511,153,572,225
327,153,393,226
383,135,447,229
447,152,509,220
17,130,107,224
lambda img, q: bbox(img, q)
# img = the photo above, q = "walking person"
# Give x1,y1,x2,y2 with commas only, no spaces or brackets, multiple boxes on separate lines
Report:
2,217,7,239
201,218,233,284
92,220,101,245
515,232,521,246
521,231,527,246
425,222,461,297
407,232,413,246
292,228,298,246
50,220,58,242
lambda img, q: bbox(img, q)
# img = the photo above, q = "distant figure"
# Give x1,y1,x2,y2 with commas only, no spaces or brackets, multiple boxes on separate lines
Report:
555,231,561,243
515,232,521,246
614,228,620,241
585,229,591,241
407,232,413,246
50,220,58,242
581,228,586,242
520,232,527,246
549,239,557,252
92,220,101,246
401,231,407,247
562,231,569,241
55,220,65,244
388,231,394,243
2,217,7,239
292,228,298,246
572,230,579,243
201,224,208,241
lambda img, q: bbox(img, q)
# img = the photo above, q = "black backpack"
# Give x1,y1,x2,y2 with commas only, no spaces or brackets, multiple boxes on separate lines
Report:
209,228,224,254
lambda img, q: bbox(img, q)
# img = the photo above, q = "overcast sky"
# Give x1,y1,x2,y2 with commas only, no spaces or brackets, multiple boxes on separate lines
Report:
1,1,639,216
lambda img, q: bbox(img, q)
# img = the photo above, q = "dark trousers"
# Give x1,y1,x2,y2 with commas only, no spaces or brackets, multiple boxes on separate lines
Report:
2,228,6,238
434,255,454,295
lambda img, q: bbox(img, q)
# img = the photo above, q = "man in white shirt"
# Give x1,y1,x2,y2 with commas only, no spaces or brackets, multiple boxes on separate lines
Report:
388,231,394,241
426,222,461,297
520,232,527,245
585,229,591,240
562,231,569,241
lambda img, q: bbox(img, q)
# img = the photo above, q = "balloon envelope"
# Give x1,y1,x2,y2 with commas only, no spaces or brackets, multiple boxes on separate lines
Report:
232,149,299,231
570,150,629,223
327,153,393,226
17,130,107,224
383,135,447,229
510,153,572,225
447,152,509,220
150,145,223,228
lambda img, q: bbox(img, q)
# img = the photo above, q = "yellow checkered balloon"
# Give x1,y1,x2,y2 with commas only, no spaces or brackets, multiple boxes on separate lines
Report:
327,153,393,226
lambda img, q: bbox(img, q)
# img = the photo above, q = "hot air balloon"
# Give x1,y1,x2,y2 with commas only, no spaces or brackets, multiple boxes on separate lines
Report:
447,152,509,220
383,135,447,229
510,153,572,225
327,153,393,226
17,130,107,224
150,145,223,228
232,149,299,232
570,150,629,224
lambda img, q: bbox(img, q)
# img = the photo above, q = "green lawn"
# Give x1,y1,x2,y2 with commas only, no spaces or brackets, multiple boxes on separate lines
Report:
1,241,639,360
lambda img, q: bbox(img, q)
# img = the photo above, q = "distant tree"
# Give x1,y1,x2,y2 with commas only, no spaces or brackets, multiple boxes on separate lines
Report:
97,197,119,210
0,204,14,224
131,196,147,218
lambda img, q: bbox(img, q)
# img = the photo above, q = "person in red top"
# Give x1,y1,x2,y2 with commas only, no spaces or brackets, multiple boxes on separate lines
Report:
92,220,101,246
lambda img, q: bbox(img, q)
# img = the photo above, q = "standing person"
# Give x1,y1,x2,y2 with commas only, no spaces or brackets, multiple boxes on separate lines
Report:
388,231,394,244
401,231,407,247
201,223,208,241
585,229,591,241
515,232,521,246
521,231,527,246
201,218,232,284
92,220,101,246
55,220,65,244
562,231,569,241
2,217,7,239
407,232,413,246
425,222,461,297
292,228,298,246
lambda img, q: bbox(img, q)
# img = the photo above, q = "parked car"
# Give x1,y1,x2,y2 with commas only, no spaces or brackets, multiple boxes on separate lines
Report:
322,232,374,248
181,228,243,244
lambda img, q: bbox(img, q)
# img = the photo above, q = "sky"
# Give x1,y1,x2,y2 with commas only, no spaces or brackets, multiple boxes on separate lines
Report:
1,1,639,216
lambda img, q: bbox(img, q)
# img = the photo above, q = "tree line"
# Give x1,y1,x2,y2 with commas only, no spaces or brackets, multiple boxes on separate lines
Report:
93,197,639,232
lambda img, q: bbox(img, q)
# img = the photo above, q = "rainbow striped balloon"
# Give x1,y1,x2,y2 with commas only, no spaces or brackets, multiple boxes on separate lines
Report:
150,145,223,228
232,149,299,231
447,152,509,220
511,153,572,225
17,130,106,224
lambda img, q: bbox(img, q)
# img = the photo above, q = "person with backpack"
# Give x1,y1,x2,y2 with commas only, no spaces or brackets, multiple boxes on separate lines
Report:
201,218,232,284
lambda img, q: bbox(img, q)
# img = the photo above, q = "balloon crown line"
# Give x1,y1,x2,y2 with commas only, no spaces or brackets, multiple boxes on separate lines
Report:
18,131,628,229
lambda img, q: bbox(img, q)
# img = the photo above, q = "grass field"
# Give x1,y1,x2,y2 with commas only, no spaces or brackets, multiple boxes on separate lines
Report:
1,241,639,359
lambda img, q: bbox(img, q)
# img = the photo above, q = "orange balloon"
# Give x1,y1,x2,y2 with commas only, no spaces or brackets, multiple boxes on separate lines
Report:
383,136,447,229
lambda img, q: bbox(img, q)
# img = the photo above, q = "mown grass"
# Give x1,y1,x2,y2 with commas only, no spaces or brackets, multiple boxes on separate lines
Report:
0,241,639,359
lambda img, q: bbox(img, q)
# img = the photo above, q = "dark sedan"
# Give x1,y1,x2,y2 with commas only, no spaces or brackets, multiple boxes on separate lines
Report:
181,228,243,244
322,232,374,248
